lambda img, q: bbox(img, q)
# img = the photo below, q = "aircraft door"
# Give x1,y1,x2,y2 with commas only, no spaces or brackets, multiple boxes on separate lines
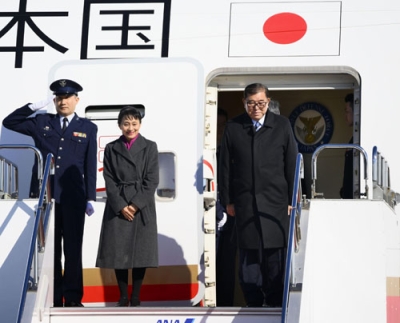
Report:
49,58,205,305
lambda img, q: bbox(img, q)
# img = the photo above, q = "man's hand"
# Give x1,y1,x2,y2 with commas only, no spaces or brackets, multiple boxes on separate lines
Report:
86,202,94,216
28,95,54,111
226,204,235,217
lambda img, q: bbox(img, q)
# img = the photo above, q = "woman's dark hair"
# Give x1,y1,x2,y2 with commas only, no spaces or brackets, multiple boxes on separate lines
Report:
118,106,142,125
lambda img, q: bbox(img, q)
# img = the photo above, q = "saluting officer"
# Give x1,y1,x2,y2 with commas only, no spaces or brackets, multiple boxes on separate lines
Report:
3,79,98,307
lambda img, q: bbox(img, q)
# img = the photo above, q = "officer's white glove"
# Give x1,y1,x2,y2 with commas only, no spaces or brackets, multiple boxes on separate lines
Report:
217,212,227,230
86,202,94,216
28,95,54,111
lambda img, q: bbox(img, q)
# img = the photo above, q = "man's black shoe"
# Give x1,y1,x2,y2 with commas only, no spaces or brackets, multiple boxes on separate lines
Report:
64,301,84,307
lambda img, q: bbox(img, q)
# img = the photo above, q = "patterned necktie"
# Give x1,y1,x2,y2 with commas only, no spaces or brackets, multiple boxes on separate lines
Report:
254,121,260,131
62,117,68,132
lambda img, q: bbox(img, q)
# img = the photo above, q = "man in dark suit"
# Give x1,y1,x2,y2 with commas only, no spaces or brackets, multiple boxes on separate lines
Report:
3,79,98,307
219,83,298,307
215,108,237,306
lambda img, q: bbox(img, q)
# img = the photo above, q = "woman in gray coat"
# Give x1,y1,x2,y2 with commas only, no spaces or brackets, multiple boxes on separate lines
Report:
96,106,159,307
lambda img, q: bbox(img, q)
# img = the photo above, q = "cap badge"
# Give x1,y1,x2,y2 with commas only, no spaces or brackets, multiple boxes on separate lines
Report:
59,80,67,87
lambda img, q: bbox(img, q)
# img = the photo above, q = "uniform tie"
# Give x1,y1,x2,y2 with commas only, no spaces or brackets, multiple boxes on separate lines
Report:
254,121,261,131
62,117,68,132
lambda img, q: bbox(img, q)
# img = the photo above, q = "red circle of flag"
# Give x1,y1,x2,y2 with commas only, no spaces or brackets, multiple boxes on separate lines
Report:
263,12,307,44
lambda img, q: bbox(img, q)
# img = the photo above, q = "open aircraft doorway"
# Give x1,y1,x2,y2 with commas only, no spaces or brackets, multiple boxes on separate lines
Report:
209,68,361,200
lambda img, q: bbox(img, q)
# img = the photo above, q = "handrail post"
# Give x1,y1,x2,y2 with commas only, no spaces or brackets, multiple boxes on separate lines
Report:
37,153,54,251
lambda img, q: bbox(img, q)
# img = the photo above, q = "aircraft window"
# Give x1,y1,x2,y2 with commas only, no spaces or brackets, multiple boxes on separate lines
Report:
157,152,176,200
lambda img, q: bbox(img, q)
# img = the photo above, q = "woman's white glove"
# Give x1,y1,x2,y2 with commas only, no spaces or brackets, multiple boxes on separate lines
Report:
28,95,54,111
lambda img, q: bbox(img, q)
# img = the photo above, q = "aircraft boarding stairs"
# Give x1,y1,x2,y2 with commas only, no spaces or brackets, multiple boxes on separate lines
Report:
0,144,398,323
0,145,54,323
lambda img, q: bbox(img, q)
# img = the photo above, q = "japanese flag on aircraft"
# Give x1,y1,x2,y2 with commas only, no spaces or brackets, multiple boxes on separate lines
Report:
229,2,341,57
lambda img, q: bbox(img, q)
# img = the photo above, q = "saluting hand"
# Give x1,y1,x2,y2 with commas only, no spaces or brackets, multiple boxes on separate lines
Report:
29,95,55,111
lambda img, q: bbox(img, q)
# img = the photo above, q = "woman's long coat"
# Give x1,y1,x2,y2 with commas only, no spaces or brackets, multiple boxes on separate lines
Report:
219,111,298,249
96,134,159,269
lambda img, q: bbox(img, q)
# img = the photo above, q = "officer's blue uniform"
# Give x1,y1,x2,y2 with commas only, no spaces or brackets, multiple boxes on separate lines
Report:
3,79,98,306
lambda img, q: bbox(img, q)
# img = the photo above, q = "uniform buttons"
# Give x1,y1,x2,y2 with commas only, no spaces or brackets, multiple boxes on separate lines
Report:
59,147,63,150
58,156,61,159
56,165,60,168
61,138,64,141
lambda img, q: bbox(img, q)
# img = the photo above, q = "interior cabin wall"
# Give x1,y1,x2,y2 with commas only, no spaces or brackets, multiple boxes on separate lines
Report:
218,89,354,199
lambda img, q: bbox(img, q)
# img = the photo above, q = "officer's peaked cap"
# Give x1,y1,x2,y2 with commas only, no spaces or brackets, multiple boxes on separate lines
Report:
50,79,83,95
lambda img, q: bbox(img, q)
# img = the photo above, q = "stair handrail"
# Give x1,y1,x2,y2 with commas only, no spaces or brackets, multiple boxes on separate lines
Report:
18,152,53,323
0,155,18,198
281,152,304,323
372,146,400,207
0,144,53,323
0,144,44,184
311,143,368,199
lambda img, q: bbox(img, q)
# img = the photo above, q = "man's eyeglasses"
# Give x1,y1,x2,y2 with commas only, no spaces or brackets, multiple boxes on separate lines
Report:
246,100,268,109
